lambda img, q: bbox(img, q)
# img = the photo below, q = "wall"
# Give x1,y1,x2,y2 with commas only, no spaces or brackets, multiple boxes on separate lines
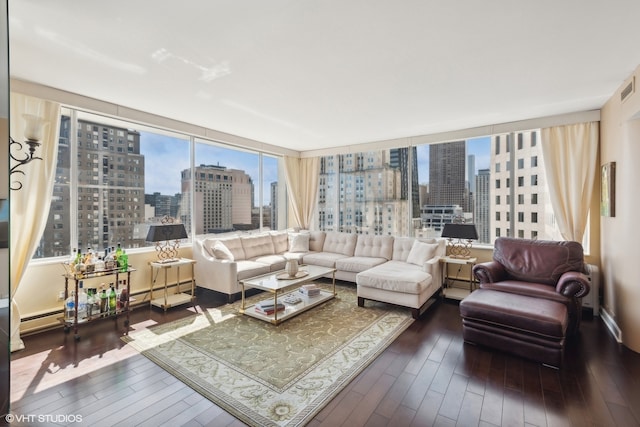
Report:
1,0,9,416
600,64,640,352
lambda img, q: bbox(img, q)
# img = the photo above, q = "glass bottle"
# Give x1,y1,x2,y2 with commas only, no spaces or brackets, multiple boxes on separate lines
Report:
115,243,123,268
77,281,88,320
65,290,76,322
120,250,128,272
108,284,117,314
99,286,108,314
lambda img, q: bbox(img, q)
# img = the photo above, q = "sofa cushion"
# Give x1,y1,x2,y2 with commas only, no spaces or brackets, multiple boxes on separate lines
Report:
322,231,357,256
288,232,310,252
392,237,414,262
210,236,245,261
336,256,388,273
253,254,287,272
302,252,349,269
357,261,433,295
406,240,439,266
308,231,326,252
236,260,271,280
354,235,393,260
270,231,289,254
212,240,234,261
241,234,276,259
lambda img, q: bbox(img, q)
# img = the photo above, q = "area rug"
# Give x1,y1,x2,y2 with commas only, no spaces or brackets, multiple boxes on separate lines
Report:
123,282,413,427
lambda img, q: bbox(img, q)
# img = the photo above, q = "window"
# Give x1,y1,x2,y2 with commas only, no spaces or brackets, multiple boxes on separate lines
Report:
518,194,524,204
35,109,285,259
517,133,523,149
531,174,538,186
518,158,524,169
532,193,538,204
531,212,538,223
531,156,538,167
518,176,524,187
518,212,524,222
319,149,411,235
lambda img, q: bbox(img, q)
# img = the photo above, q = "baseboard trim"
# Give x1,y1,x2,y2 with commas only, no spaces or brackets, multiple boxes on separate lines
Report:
600,307,622,343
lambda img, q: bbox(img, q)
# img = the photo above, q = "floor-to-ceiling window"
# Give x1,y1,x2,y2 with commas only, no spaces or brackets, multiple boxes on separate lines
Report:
321,130,571,245
316,149,413,235
34,108,284,260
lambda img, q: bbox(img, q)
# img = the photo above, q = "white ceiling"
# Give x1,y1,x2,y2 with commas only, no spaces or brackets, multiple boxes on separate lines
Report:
8,1,640,152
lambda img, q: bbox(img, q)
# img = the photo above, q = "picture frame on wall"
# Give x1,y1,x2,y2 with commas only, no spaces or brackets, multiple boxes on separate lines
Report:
0,199,7,248
600,162,616,217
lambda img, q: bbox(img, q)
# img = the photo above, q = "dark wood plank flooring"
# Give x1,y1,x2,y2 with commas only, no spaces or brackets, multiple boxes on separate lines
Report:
10,284,640,427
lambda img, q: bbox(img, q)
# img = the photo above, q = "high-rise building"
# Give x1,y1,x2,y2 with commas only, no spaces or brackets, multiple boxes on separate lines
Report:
317,150,408,235
181,164,253,234
491,130,554,241
40,115,145,257
475,168,491,244
390,147,420,219
428,141,467,209
270,181,278,230
145,192,183,221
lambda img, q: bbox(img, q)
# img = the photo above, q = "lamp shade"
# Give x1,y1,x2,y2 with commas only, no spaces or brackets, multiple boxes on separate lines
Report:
146,223,188,242
441,223,478,240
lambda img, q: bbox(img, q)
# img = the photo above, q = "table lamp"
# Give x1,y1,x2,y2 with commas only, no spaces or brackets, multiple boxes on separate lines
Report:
146,222,188,263
441,223,478,259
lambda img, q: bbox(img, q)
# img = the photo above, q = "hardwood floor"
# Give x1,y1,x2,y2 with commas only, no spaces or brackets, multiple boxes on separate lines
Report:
10,284,640,427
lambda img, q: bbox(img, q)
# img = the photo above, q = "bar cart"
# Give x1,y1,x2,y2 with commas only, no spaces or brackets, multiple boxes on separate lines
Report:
61,265,135,341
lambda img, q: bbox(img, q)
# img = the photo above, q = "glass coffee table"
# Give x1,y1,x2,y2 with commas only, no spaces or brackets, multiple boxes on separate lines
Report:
239,264,336,325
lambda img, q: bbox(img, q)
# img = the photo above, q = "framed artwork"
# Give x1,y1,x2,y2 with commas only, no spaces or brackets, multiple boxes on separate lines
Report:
600,162,616,217
0,199,7,248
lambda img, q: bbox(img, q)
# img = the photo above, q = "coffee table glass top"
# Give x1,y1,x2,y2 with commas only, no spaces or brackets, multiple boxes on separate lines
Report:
239,264,335,291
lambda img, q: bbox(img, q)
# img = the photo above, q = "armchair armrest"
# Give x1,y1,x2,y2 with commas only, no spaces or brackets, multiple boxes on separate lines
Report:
472,261,507,284
556,271,590,298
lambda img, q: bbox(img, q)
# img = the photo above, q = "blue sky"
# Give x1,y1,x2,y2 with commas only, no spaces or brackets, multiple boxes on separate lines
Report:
140,131,279,205
141,132,490,201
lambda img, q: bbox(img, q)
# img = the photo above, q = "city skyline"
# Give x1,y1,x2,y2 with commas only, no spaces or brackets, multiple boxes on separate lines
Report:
142,133,491,198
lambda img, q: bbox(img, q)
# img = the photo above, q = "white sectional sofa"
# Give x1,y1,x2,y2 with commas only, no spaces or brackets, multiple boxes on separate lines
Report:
192,230,445,317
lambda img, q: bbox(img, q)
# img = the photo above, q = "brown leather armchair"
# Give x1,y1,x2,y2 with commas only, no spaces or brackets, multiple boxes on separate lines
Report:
472,237,591,335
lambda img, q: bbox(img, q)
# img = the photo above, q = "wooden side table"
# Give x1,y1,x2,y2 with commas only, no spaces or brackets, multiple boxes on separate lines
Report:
149,258,196,311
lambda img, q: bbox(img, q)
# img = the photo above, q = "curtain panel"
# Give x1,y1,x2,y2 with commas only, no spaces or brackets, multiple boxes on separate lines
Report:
9,93,61,351
283,156,320,229
541,122,599,243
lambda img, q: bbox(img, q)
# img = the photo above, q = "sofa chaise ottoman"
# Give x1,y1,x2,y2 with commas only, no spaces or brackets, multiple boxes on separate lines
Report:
356,238,445,319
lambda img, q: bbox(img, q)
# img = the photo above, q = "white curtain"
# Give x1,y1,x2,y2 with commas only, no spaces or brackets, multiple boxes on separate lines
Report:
10,93,61,351
283,156,320,229
540,122,598,242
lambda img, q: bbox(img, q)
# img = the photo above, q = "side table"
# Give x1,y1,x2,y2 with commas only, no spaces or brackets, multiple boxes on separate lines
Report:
149,258,197,311
440,256,477,300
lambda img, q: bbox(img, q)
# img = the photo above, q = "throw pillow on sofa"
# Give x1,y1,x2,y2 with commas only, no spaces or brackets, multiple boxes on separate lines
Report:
288,233,310,253
406,240,438,266
212,241,234,261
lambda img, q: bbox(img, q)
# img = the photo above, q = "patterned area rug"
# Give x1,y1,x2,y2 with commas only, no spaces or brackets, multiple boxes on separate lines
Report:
124,282,413,427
